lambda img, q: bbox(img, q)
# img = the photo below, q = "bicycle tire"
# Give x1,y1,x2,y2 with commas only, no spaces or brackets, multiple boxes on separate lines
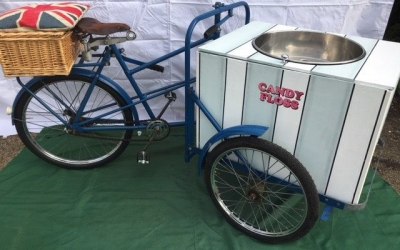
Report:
204,137,319,244
14,75,134,169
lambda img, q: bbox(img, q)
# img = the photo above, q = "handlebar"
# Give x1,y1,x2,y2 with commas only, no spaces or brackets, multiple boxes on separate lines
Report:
184,1,250,84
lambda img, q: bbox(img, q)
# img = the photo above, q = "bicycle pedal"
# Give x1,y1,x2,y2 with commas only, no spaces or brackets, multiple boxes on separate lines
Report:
137,150,149,164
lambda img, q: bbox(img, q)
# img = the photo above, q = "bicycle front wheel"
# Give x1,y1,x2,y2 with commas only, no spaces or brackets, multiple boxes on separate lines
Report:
204,137,319,244
14,75,134,169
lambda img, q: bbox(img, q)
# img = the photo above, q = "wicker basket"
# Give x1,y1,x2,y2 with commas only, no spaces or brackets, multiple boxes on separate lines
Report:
0,30,80,77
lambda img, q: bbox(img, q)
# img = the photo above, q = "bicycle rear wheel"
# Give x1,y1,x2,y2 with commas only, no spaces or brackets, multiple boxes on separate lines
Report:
14,75,134,169
204,137,319,243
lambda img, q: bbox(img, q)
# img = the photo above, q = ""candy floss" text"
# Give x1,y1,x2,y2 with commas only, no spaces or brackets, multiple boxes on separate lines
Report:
258,82,304,110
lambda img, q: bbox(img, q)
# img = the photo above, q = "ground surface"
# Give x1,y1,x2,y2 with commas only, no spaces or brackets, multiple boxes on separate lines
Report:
1,94,400,193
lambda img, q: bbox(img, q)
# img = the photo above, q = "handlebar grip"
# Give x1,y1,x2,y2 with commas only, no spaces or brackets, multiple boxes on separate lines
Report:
204,24,221,39
149,64,165,73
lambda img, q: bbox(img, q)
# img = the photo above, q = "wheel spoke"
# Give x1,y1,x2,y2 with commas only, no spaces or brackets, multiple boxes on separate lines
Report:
206,137,319,243
14,77,133,168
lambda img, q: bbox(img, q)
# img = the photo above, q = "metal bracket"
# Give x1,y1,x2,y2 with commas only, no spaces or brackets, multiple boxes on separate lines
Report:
281,54,289,65
90,31,136,47
81,31,136,61
165,91,177,101
213,2,225,8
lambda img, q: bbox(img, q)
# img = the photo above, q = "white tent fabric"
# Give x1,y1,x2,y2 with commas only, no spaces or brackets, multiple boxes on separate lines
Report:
0,0,395,136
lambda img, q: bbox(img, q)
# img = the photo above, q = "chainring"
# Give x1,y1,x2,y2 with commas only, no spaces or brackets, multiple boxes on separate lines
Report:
145,119,170,141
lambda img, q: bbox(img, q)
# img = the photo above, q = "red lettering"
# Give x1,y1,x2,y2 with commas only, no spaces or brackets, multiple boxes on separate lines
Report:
258,82,303,111
266,94,274,104
285,89,295,98
274,97,284,105
258,82,267,92
275,87,286,97
295,91,304,101
266,84,275,94
260,92,268,101
291,101,299,110
283,98,292,108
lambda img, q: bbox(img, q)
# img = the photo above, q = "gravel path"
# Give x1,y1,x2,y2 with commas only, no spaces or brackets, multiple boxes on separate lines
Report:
0,135,24,171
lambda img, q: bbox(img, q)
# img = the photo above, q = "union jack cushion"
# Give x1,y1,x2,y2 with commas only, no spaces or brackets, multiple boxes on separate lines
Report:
0,2,90,31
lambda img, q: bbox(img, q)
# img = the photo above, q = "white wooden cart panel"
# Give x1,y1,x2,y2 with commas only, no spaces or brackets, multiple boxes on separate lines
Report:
197,22,400,204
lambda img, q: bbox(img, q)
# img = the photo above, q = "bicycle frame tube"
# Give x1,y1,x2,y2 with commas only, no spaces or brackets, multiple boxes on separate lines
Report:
73,36,214,123
73,48,112,125
72,4,250,130
73,47,198,128
125,38,210,76
183,1,250,161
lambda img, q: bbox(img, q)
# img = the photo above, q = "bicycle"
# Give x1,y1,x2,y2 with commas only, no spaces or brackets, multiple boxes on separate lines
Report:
10,2,319,244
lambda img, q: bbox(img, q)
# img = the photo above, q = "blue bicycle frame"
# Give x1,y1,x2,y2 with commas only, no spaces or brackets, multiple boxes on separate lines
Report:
14,1,254,164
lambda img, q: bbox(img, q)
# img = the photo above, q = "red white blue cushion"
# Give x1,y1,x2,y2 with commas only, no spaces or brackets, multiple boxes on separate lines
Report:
0,2,90,31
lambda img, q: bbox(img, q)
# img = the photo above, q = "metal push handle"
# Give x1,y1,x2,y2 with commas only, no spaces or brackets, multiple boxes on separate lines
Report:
184,1,250,83
182,1,251,161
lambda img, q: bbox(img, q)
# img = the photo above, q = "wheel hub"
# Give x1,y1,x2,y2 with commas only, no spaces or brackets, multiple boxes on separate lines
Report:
247,190,261,202
247,183,266,202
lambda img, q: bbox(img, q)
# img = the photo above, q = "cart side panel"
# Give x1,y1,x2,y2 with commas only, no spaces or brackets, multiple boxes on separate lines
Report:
352,89,395,203
272,70,310,154
197,52,226,148
295,76,353,193
222,58,247,129
326,85,389,203
242,62,283,142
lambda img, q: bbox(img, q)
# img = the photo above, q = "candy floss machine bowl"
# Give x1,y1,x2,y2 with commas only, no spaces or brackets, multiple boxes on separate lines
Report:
252,30,366,65
196,22,400,206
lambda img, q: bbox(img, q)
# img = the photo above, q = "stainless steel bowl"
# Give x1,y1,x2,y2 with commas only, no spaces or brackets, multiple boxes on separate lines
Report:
252,31,366,65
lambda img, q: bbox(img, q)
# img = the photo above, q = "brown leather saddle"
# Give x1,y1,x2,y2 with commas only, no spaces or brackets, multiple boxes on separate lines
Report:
76,17,130,35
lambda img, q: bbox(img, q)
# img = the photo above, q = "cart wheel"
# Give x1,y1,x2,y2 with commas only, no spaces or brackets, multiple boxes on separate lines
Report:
204,137,319,244
13,75,134,169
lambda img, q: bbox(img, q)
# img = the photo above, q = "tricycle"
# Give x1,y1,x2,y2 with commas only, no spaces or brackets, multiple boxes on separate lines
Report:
8,1,393,244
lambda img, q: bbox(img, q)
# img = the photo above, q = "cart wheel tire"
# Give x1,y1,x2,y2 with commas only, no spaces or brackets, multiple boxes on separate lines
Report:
14,75,134,169
204,137,319,244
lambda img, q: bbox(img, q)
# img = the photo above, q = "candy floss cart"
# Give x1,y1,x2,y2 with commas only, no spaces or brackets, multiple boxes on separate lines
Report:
196,22,400,206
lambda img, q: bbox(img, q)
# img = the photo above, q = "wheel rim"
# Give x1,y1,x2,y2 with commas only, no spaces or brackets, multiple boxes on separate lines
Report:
20,79,130,166
210,147,309,237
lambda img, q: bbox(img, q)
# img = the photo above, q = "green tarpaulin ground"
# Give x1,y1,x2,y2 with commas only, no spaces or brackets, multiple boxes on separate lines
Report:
0,129,399,249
